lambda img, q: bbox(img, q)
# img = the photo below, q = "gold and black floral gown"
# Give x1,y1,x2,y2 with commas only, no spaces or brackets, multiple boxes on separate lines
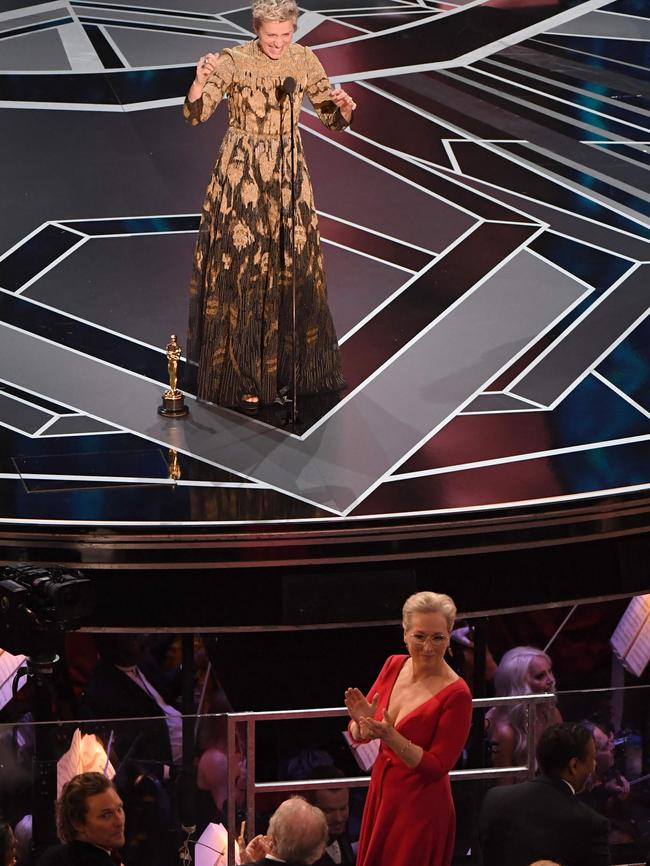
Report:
183,39,349,407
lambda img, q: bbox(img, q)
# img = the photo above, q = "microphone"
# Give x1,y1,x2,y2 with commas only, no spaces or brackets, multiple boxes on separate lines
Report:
281,76,296,97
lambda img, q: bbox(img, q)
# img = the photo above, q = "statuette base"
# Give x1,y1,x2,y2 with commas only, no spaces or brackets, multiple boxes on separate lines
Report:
158,390,189,418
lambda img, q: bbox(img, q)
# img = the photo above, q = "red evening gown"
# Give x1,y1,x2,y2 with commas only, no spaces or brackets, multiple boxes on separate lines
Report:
355,655,473,866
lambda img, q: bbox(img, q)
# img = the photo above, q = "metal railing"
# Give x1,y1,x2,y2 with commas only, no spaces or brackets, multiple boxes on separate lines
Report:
225,692,555,864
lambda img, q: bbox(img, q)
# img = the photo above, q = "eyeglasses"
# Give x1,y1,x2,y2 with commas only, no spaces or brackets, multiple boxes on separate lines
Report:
408,632,447,645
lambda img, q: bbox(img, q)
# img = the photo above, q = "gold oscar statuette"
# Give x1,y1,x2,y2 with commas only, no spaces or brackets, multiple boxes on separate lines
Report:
167,448,181,482
158,334,189,417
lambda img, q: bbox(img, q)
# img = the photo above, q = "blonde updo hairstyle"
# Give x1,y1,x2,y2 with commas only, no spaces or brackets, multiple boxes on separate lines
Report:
402,591,457,633
252,0,299,30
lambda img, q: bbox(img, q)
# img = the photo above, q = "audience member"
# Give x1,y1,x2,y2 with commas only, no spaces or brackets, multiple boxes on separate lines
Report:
0,821,16,866
38,773,125,866
581,721,629,801
579,721,634,844
486,646,562,773
243,797,328,865
0,725,31,830
286,750,335,783
450,624,497,689
81,635,181,774
304,767,356,866
143,635,183,695
478,722,611,866
195,711,246,829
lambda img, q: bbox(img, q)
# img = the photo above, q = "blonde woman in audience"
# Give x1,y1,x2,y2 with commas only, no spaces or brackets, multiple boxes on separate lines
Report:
486,646,562,773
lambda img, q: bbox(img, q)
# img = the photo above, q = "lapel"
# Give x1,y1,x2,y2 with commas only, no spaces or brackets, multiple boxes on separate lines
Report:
338,835,355,864
69,841,114,863
103,662,163,712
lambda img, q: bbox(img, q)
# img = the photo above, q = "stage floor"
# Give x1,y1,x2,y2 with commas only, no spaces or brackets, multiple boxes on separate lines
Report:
1,0,649,531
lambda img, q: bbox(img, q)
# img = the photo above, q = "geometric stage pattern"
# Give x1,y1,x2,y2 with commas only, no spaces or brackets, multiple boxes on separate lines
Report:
0,0,649,525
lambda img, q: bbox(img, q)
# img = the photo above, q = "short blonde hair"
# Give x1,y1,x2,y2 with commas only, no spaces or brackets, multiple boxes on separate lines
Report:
252,0,298,28
402,591,456,631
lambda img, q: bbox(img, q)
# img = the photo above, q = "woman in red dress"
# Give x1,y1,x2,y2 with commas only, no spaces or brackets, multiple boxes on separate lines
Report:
345,591,472,866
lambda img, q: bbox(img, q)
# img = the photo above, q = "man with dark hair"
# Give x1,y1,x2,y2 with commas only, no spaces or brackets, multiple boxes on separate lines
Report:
38,772,125,865
303,768,356,866
81,635,180,773
478,722,611,866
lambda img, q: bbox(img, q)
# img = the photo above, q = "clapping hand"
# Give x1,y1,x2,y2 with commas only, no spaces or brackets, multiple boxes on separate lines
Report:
360,709,396,742
240,835,272,864
195,52,220,88
345,688,379,724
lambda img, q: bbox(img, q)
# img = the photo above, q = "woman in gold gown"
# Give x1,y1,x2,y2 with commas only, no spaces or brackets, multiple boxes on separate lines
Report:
184,0,356,411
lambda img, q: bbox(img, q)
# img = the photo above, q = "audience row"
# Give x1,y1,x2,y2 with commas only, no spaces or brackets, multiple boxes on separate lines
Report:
0,591,648,866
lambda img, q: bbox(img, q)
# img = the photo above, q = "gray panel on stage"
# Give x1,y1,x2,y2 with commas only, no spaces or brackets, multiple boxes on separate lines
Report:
103,29,237,69
26,234,197,350
42,414,120,436
322,241,410,337
0,392,52,434
463,393,539,413
0,27,70,70
94,0,252,12
549,10,650,40
510,264,650,408
0,9,66,33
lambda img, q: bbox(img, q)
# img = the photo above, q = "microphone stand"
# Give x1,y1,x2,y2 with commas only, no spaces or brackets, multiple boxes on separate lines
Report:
273,77,297,428
287,82,298,427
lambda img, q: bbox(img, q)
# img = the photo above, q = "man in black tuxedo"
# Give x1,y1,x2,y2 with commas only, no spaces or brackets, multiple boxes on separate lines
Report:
304,767,356,866
38,773,125,865
81,635,180,774
244,797,328,866
478,722,611,866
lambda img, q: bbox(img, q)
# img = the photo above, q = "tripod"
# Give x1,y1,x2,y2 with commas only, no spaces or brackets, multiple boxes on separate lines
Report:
12,649,60,858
